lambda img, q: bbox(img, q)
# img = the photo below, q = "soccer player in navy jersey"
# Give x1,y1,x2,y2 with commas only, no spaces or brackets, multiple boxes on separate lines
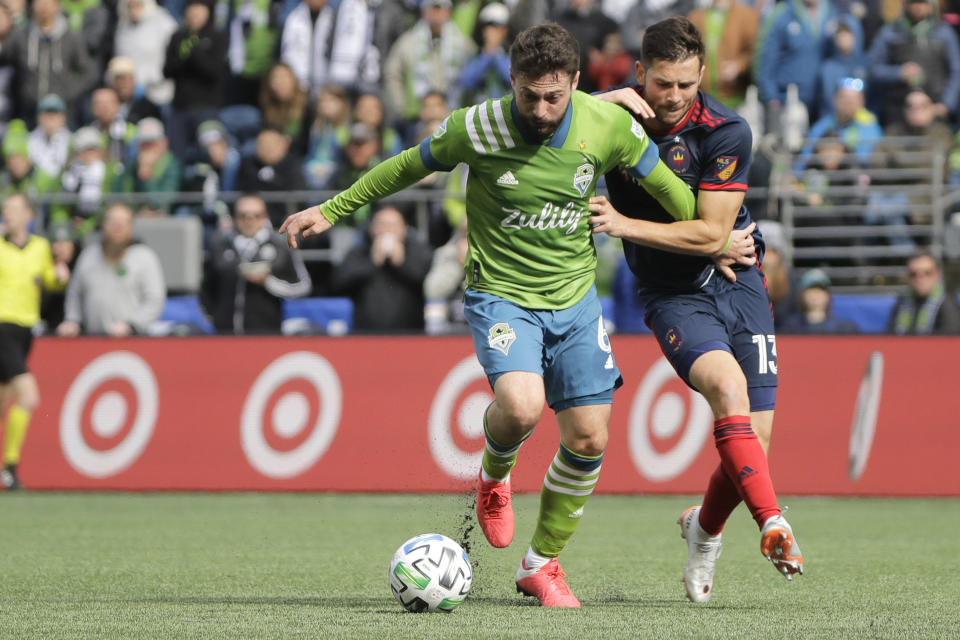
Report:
588,16,803,602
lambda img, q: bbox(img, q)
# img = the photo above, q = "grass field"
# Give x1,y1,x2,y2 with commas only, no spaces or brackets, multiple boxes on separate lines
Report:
1,493,958,639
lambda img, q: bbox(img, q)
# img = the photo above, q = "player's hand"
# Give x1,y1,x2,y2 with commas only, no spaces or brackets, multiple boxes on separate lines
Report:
713,222,757,282
588,195,633,238
279,205,333,248
593,87,655,120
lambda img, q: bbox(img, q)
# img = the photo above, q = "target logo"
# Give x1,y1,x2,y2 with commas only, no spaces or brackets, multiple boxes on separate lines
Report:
428,355,491,480
60,351,159,478
628,357,712,482
240,351,342,479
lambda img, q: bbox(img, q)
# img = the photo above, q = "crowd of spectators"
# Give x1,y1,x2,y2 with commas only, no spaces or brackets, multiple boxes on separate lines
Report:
0,0,959,334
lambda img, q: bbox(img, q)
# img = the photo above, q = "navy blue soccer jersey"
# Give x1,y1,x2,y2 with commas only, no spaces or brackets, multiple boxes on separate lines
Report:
605,88,765,292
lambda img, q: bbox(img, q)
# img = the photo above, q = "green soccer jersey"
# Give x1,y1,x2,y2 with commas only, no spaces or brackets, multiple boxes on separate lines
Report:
320,91,695,310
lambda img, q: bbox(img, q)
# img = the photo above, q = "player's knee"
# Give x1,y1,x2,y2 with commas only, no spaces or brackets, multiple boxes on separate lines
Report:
703,376,749,416
564,429,608,458
15,394,39,413
499,401,542,432
12,377,39,412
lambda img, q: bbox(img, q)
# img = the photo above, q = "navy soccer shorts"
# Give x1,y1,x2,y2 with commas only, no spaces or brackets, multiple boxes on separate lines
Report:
638,266,778,412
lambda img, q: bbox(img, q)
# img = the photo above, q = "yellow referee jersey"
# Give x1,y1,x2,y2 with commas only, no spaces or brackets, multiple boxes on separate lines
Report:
0,234,65,327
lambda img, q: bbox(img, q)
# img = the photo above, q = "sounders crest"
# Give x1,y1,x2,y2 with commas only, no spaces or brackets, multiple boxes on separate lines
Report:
574,163,594,197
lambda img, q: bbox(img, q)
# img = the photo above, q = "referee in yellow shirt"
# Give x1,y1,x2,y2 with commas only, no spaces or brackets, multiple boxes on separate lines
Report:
0,194,70,489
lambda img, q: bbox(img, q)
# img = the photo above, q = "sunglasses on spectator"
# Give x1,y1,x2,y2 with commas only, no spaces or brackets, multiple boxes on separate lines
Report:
908,268,936,278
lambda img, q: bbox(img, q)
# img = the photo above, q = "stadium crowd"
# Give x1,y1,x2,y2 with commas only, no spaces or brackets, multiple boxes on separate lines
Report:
0,0,959,334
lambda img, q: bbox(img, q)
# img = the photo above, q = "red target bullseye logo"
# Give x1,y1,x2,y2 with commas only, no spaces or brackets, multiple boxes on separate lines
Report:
240,351,342,479
628,357,712,482
428,355,491,479
60,351,159,478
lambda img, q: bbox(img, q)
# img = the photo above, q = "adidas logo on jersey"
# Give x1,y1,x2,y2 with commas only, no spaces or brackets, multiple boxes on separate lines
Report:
497,171,519,186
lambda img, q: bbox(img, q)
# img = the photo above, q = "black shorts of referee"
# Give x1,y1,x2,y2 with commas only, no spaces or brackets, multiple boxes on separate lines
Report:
0,322,33,383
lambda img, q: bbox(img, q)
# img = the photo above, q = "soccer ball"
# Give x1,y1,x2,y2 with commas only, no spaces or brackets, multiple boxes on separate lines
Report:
388,533,473,613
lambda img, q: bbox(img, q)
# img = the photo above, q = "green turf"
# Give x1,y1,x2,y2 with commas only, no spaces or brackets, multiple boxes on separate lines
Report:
0,493,957,639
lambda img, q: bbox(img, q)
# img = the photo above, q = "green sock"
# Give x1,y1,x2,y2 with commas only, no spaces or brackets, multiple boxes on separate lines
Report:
530,444,603,557
480,410,533,481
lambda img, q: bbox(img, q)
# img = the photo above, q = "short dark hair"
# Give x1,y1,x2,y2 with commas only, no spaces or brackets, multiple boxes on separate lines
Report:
641,16,704,66
509,22,579,81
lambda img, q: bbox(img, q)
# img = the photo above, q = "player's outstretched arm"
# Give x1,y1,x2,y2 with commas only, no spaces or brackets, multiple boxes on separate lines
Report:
281,146,433,248
635,160,697,222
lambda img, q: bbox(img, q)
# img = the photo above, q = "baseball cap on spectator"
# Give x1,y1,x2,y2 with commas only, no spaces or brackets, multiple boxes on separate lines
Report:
423,0,452,9
37,94,66,114
799,268,831,291
478,2,509,25
197,120,227,146
73,126,103,151
347,122,377,145
137,117,165,143
106,56,136,80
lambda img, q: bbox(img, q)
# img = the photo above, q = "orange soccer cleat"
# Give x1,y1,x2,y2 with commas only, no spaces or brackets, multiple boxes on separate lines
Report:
761,513,804,580
515,557,581,608
476,473,514,548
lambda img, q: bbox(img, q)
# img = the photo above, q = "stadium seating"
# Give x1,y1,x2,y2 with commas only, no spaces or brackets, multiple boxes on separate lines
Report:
158,295,353,335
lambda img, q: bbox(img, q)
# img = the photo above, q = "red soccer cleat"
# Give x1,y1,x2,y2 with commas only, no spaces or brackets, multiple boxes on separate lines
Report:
515,557,581,607
476,473,514,548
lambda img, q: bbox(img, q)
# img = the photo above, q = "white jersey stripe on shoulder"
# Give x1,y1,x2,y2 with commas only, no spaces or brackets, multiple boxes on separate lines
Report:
464,105,485,154
491,100,514,148
478,102,500,152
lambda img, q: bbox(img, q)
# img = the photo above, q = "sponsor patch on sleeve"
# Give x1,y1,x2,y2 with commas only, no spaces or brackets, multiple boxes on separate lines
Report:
630,119,645,141
715,156,738,181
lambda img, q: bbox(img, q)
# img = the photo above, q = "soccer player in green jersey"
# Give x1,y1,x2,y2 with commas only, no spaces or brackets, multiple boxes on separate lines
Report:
281,23,695,607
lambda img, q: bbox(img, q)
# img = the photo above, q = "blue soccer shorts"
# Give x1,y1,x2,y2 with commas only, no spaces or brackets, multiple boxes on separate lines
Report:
639,266,778,412
463,286,623,413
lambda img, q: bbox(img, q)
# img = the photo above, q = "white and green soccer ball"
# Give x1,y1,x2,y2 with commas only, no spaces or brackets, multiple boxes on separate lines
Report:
388,533,473,613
